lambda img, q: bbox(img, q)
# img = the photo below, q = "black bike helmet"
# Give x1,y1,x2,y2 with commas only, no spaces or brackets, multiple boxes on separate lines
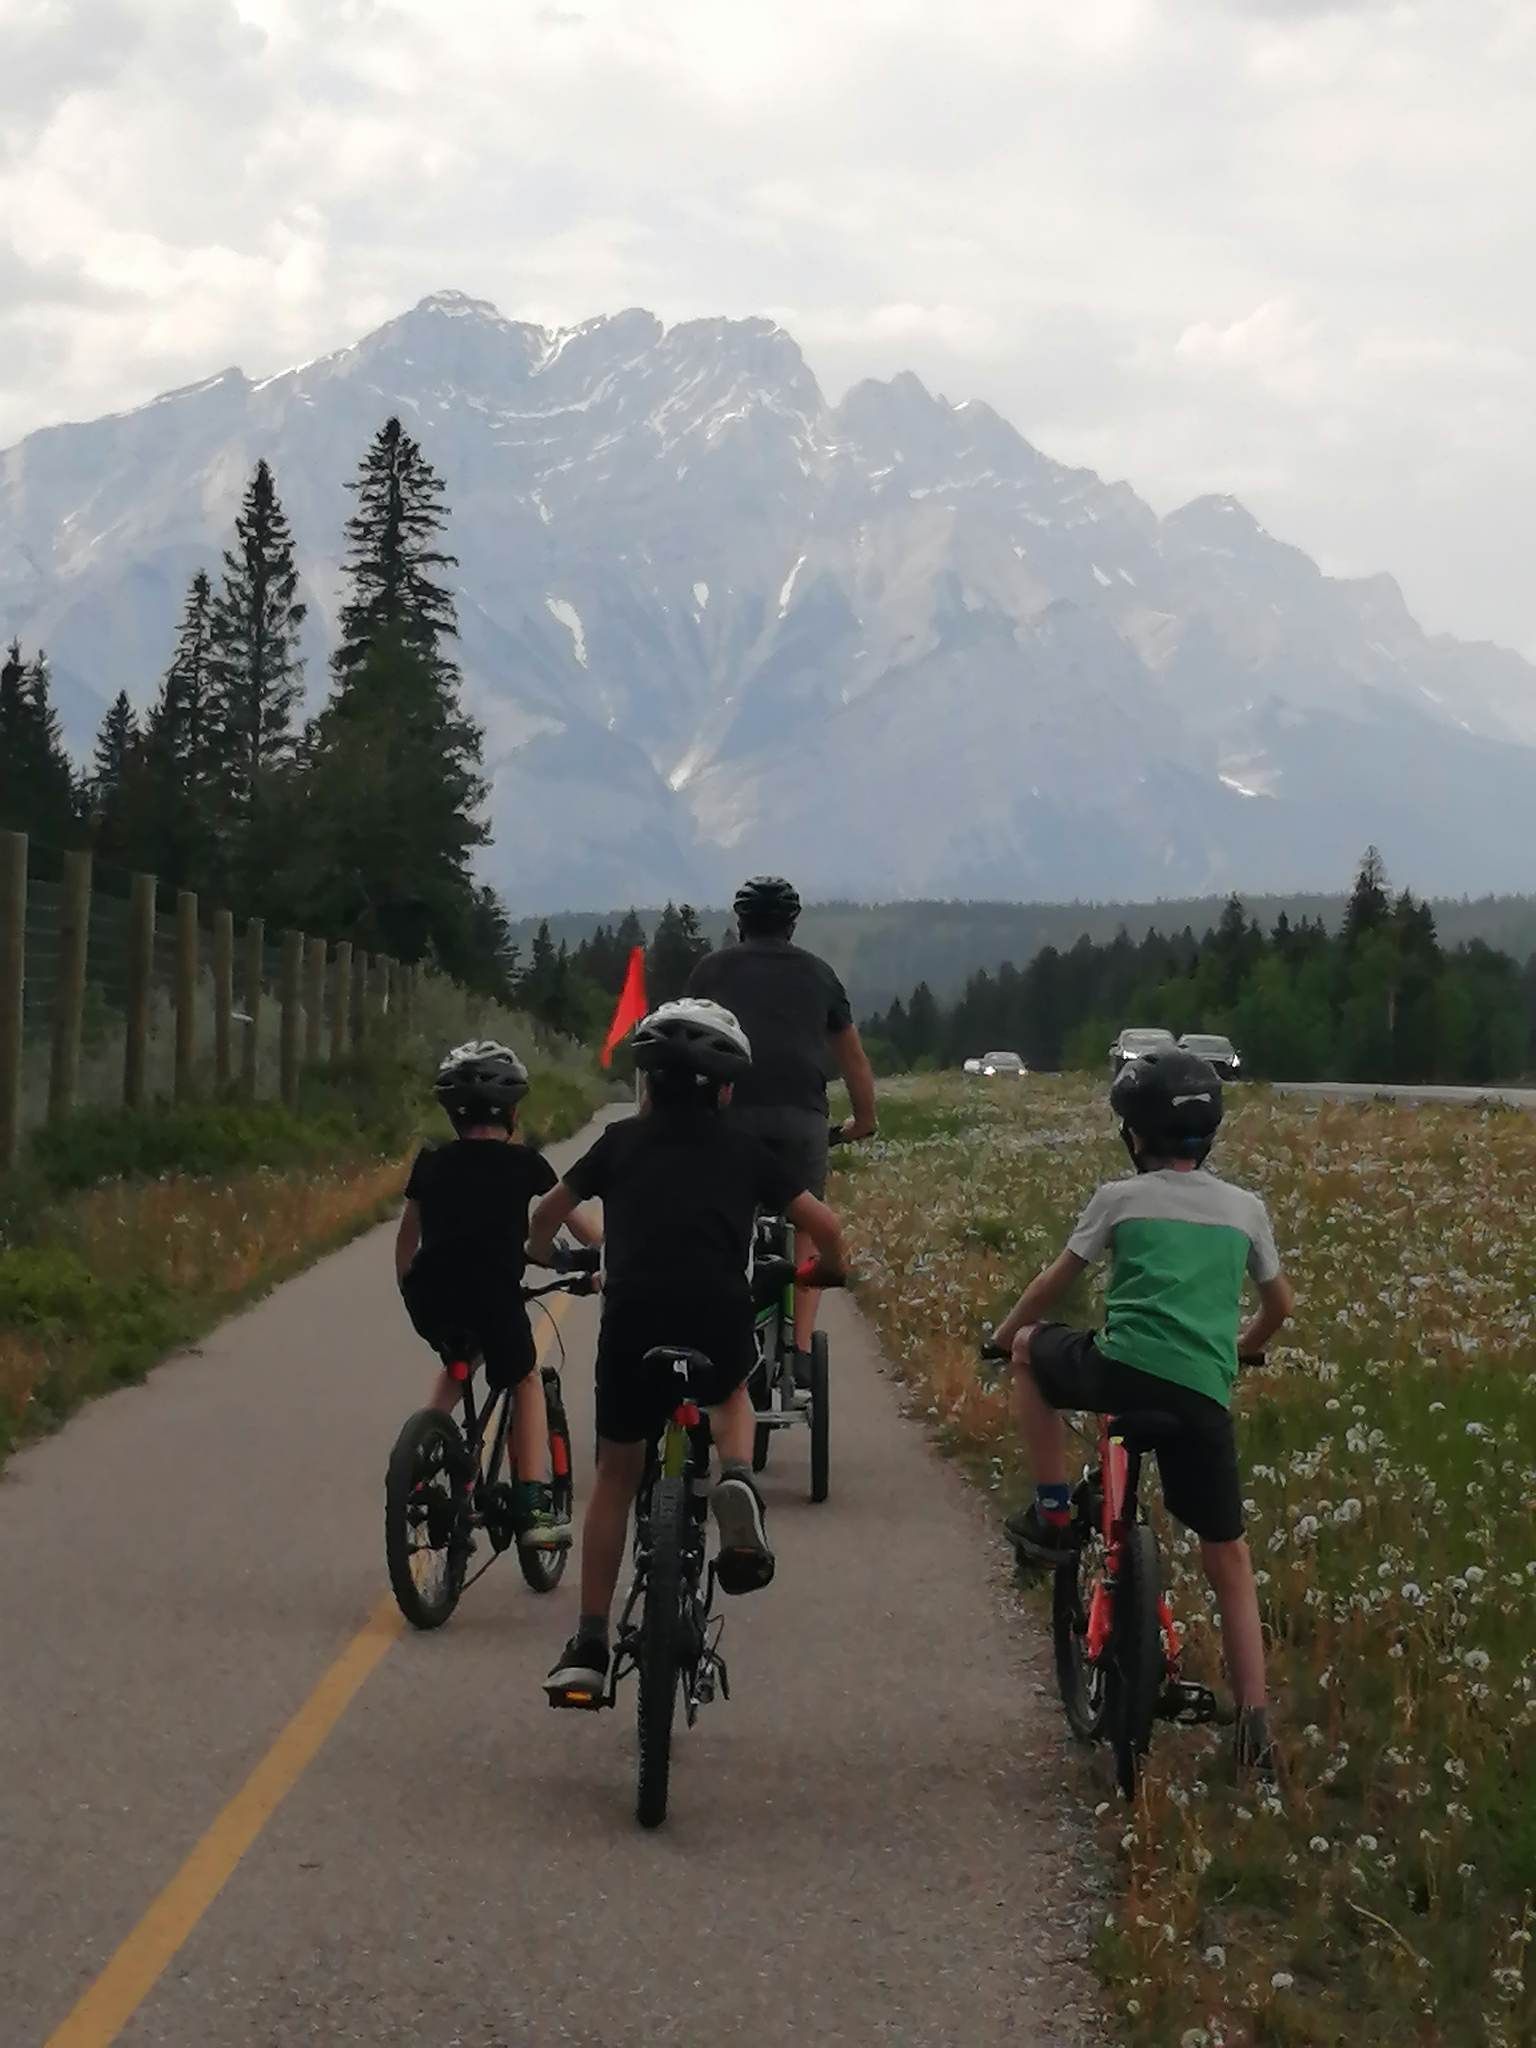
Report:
733,874,801,930
433,1039,530,1126
1110,1048,1223,1167
632,999,753,1084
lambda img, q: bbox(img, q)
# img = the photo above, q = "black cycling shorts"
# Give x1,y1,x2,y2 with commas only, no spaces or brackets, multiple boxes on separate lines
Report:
400,1247,537,1392
725,1104,828,1200
594,1292,754,1445
1026,1324,1245,1544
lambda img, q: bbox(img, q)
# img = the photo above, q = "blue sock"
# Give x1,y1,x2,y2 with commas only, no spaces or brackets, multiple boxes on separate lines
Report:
1035,1482,1072,1523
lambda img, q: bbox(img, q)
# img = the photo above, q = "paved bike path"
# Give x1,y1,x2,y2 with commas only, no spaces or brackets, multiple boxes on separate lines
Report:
1,1117,1101,2047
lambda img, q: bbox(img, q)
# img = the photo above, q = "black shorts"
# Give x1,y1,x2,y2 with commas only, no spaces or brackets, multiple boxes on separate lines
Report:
595,1292,754,1445
400,1248,537,1392
725,1104,829,1200
1026,1325,1245,1544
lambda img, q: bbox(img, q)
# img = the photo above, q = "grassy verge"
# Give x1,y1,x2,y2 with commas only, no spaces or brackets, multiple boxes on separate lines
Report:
832,1074,1536,2047
0,1049,609,1464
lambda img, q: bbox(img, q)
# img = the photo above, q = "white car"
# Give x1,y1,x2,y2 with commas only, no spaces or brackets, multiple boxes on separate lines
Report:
965,1050,1027,1077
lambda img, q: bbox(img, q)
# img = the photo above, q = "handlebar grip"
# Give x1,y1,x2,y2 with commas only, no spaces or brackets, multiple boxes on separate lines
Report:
978,1342,1010,1364
551,1243,602,1275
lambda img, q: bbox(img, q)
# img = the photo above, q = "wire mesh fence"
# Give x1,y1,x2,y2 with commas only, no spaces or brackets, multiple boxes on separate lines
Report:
0,828,481,1167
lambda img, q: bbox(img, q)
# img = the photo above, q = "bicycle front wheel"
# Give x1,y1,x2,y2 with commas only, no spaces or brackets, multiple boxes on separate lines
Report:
1107,1523,1163,1798
808,1330,830,1503
1051,1536,1107,1741
636,1475,686,1829
385,1409,470,1630
517,1368,574,1594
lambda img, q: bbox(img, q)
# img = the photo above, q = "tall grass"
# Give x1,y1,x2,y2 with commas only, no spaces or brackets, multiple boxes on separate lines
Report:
833,1075,1536,2047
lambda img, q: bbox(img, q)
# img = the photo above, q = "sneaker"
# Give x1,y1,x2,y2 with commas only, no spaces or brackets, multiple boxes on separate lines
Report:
711,1475,775,1595
791,1347,813,1391
519,1507,574,1553
1004,1501,1077,1568
545,1635,609,1705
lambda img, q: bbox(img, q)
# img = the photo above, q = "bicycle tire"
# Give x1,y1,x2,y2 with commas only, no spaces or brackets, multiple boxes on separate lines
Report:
1107,1523,1163,1797
749,1355,773,1472
808,1330,830,1502
1051,1538,1107,1741
636,1474,686,1828
385,1409,470,1630
517,1369,574,1594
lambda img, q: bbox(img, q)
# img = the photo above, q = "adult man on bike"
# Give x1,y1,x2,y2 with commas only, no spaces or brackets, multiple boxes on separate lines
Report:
687,875,877,1366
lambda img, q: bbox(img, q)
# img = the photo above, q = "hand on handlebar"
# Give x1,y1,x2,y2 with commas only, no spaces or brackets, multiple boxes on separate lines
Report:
829,1117,877,1148
797,1254,847,1291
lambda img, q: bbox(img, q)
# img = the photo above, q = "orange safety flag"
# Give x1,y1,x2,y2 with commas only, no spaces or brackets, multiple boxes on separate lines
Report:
599,946,649,1067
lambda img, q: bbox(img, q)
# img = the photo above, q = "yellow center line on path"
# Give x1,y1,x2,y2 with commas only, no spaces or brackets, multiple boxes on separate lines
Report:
44,1294,575,2048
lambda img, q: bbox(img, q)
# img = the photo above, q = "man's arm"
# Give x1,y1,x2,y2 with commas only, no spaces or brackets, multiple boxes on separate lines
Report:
394,1200,421,1285
1239,1272,1293,1357
786,1190,847,1288
992,1250,1088,1351
830,1023,878,1140
527,1183,580,1265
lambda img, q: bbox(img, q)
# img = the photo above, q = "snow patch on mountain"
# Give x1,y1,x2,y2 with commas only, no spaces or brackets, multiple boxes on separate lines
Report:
544,597,588,667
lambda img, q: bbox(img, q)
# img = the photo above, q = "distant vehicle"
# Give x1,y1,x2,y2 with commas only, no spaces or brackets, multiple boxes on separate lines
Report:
1109,1027,1177,1073
965,1050,1027,1078
1178,1032,1243,1081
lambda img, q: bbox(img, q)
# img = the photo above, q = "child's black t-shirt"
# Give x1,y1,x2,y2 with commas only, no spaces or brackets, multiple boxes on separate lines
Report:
563,1110,800,1304
404,1139,557,1277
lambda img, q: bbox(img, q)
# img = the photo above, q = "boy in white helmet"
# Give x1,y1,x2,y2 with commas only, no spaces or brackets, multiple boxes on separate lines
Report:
527,999,847,1698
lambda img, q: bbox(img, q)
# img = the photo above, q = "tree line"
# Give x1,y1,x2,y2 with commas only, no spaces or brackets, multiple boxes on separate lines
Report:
1,420,511,998
863,852,1536,1086
514,903,728,1039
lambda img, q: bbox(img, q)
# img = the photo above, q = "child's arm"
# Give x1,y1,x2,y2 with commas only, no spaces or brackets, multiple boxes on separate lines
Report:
527,1183,579,1265
1239,1272,1294,1357
787,1191,847,1288
563,1201,603,1250
394,1200,421,1285
993,1250,1088,1351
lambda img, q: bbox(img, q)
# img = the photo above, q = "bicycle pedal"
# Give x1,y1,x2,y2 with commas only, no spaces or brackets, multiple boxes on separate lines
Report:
1157,1680,1220,1725
546,1684,607,1712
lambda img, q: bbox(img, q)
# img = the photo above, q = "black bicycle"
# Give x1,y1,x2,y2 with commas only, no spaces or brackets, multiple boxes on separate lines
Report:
385,1253,599,1630
546,1276,795,1828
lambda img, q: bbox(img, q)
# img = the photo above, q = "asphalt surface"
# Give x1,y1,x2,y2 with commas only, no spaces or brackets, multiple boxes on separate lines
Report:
0,1116,1101,2048
1275,1079,1536,1110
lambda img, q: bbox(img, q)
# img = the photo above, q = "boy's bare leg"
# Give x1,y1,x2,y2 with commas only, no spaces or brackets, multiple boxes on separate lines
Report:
1009,1327,1069,1488
793,1227,818,1351
428,1368,460,1415
706,1382,756,1466
1201,1536,1268,1709
579,1439,647,1620
511,1370,552,1486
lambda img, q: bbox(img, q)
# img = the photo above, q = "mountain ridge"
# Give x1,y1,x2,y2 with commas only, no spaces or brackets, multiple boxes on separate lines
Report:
2,288,1532,909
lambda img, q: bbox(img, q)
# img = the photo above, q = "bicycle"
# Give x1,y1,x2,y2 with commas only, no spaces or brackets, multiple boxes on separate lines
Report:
385,1251,600,1630
546,1336,766,1828
980,1337,1232,1799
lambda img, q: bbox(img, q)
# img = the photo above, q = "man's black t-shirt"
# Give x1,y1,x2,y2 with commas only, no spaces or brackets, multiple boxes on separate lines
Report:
404,1139,557,1277
562,1110,800,1303
687,937,853,1112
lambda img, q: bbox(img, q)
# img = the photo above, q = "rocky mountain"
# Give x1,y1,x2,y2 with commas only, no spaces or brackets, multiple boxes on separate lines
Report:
3,289,1532,908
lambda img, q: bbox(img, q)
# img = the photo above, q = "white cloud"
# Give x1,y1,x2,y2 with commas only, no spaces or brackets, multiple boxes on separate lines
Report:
1,0,1534,650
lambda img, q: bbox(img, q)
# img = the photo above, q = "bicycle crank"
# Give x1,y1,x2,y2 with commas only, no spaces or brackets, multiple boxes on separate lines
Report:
1155,1680,1223,1725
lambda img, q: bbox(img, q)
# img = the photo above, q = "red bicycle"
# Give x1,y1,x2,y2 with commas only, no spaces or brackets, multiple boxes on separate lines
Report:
982,1339,1224,1798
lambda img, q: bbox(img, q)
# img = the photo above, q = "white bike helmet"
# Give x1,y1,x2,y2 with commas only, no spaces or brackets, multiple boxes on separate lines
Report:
631,999,752,1082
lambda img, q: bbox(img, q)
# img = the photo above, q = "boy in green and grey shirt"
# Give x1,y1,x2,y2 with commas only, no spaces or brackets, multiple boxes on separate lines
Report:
993,1049,1293,1773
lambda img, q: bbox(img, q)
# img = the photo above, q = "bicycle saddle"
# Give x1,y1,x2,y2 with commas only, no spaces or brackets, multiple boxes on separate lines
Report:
1109,1409,1185,1451
641,1346,717,1382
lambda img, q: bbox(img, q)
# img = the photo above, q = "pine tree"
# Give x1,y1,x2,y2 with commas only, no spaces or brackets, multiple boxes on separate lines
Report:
333,417,459,680
88,691,144,865
647,902,710,1005
208,460,306,827
0,645,78,841
1342,847,1391,952
144,570,220,885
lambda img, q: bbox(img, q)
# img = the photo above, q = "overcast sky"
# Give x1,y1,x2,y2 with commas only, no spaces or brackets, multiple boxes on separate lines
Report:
4,0,1533,653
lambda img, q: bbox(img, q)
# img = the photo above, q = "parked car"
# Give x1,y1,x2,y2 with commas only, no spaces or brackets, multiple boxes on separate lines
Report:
1109,1027,1177,1073
964,1050,1028,1077
1178,1032,1243,1081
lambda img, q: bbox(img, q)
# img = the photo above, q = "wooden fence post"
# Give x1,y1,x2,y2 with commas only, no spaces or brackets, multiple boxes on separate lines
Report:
0,831,25,1168
373,955,391,1042
304,938,326,1066
174,890,198,1103
123,871,156,1110
350,948,368,1053
212,908,234,1090
47,847,92,1124
241,917,264,1100
279,930,304,1110
398,960,415,1039
330,941,351,1066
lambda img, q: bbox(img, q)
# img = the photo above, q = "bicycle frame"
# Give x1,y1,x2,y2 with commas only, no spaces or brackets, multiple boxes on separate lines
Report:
1083,1420,1177,1684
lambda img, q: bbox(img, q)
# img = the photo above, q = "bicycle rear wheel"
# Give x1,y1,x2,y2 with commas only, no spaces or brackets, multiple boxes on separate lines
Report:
517,1368,574,1594
1107,1523,1162,1797
385,1410,470,1630
808,1330,830,1503
1051,1536,1107,1741
636,1475,686,1829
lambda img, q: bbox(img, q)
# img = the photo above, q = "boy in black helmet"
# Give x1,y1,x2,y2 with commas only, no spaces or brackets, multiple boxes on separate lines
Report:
527,998,847,1700
395,1039,596,1552
991,1049,1294,1770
